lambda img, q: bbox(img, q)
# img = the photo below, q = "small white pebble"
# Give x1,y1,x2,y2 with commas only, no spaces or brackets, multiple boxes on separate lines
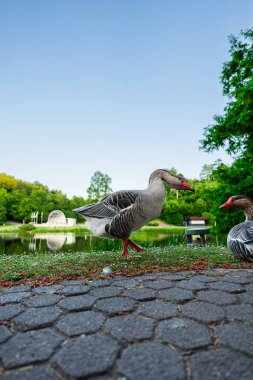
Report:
102,266,112,275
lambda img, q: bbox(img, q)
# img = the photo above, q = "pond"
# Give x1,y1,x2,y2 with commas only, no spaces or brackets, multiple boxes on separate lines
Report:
0,229,224,255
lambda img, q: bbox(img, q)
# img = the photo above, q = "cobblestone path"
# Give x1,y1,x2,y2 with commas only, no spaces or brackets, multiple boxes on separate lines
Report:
0,268,253,380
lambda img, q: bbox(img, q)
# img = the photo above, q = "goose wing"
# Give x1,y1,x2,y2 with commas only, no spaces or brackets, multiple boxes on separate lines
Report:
229,222,253,244
105,202,138,239
73,190,139,219
228,222,253,261
240,225,253,244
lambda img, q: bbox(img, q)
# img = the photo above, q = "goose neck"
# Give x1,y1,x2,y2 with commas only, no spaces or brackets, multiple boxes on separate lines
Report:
148,170,165,184
244,205,253,221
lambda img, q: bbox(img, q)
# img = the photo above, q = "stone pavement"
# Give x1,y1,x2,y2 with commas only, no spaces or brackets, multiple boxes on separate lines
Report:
0,268,253,380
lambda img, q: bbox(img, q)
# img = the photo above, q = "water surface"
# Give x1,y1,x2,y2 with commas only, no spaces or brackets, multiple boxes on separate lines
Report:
0,229,188,255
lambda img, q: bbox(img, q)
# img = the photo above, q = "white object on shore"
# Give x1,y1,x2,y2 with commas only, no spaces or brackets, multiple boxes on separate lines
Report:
102,266,112,275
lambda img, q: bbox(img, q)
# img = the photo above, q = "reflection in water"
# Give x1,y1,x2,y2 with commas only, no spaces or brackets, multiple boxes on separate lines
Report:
0,233,77,254
18,234,73,252
34,233,76,251
29,239,37,251
47,237,65,251
0,230,225,255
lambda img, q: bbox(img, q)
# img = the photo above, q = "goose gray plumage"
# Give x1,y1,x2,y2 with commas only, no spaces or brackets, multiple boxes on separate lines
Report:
74,169,194,258
220,195,253,262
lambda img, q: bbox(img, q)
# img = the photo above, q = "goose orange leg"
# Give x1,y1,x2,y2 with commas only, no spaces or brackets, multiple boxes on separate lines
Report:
128,239,145,252
122,239,144,258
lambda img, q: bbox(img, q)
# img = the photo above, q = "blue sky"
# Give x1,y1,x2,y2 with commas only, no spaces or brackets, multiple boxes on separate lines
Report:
1,0,252,197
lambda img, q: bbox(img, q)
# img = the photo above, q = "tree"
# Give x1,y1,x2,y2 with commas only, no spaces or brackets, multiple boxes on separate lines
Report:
200,164,215,181
199,29,253,232
0,173,20,190
160,172,217,226
200,29,253,159
0,189,9,222
70,196,86,221
86,171,112,202
162,199,183,225
208,159,253,233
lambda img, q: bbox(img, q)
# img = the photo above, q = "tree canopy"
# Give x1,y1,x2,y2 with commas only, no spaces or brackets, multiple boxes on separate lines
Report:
86,171,112,202
200,29,253,233
210,159,253,232
200,29,253,159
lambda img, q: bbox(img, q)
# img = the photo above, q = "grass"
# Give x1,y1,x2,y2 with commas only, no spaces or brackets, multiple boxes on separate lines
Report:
0,245,251,285
0,228,22,233
140,227,191,233
0,223,248,285
0,224,90,235
31,225,90,234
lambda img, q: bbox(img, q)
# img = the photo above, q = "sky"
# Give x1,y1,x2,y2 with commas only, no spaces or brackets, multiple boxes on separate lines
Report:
1,0,253,198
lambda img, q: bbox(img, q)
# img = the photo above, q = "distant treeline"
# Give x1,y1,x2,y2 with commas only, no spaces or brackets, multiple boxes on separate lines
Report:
0,173,85,223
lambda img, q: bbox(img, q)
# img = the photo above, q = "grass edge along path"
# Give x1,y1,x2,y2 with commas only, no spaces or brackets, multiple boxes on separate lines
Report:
0,246,252,286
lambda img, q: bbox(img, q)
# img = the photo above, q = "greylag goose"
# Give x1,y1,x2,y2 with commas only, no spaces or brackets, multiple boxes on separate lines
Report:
74,169,194,258
220,195,253,262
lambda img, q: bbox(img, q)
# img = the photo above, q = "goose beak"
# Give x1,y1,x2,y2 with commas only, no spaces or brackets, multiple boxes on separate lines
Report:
219,197,233,209
181,180,194,191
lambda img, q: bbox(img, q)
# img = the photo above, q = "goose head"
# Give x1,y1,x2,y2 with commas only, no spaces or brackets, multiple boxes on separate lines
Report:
149,169,194,191
219,195,253,210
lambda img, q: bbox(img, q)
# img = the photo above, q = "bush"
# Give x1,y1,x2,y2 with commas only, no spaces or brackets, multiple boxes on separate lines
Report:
19,224,36,232
163,213,184,226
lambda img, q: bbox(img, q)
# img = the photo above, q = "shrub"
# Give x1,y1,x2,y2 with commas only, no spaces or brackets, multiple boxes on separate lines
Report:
19,224,36,232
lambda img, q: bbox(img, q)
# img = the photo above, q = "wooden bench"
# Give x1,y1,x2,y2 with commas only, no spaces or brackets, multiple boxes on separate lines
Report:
185,228,210,245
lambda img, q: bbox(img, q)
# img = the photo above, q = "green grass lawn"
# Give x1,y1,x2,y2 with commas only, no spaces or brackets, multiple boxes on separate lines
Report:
0,245,251,286
0,224,90,234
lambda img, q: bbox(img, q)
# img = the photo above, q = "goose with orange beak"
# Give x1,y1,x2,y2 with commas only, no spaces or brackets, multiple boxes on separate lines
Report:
74,169,194,258
219,195,253,262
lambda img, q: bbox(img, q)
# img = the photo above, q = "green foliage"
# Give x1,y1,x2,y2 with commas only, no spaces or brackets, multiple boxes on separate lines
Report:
0,173,86,223
146,220,160,226
199,29,253,233
86,171,112,202
162,199,183,225
200,29,253,159
0,188,9,222
19,224,36,232
208,159,253,233
199,164,216,181
159,174,217,226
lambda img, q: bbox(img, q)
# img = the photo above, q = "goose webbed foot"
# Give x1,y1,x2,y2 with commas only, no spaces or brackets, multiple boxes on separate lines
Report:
122,239,143,258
